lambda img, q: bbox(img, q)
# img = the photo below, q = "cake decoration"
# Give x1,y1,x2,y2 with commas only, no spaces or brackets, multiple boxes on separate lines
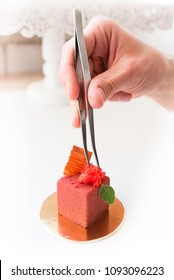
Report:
63,145,92,176
78,163,115,204
99,185,115,205
62,145,115,205
78,163,105,187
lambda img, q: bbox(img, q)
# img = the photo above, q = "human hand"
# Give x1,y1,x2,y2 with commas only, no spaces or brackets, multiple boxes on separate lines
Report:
59,16,171,127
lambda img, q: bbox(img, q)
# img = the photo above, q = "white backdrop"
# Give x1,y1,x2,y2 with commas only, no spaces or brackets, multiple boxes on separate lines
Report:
0,1,174,279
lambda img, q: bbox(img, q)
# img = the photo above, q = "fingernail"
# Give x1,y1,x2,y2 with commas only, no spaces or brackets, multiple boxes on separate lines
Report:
88,85,106,108
97,87,106,105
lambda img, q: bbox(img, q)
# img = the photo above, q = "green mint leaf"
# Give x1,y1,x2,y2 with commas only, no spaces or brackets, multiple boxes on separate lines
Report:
99,185,115,204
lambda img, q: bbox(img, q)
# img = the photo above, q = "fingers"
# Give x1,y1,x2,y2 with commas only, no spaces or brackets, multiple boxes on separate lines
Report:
70,100,81,128
59,39,79,100
59,18,97,101
109,91,132,102
59,15,134,128
88,64,132,108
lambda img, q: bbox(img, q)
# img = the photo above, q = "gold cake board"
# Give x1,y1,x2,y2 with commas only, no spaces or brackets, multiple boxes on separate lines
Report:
40,192,124,242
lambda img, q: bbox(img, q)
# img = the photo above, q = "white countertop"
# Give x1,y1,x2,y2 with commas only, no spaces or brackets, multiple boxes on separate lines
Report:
0,90,174,277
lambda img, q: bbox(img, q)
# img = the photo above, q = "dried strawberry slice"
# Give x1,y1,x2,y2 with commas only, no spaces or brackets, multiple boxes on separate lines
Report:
63,145,92,176
78,164,105,187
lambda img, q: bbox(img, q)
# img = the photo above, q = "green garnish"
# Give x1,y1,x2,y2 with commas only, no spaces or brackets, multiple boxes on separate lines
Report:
99,185,115,204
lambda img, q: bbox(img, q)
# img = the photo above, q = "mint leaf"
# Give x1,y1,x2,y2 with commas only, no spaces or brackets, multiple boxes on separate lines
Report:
99,185,115,204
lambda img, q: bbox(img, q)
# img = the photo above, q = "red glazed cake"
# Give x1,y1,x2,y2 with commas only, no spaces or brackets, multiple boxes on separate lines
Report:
57,174,110,228
57,145,114,228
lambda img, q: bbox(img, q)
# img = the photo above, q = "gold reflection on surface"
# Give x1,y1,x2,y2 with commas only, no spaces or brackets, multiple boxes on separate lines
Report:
40,193,124,242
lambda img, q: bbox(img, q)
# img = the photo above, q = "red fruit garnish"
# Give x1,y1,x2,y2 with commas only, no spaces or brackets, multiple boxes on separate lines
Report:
63,145,92,176
78,164,105,187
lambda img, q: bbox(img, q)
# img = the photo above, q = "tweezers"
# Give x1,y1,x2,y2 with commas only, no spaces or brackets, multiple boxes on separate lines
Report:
73,8,100,168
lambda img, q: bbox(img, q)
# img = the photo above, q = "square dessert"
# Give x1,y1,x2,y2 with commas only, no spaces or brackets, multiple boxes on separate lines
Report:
57,175,110,228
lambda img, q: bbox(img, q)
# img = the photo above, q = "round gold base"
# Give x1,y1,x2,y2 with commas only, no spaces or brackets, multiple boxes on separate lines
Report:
40,192,125,242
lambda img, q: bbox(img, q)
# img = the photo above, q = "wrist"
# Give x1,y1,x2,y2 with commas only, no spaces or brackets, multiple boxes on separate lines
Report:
157,57,174,93
148,56,174,111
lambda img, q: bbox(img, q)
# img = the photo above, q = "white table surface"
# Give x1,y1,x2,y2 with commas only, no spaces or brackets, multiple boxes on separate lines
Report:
0,90,174,278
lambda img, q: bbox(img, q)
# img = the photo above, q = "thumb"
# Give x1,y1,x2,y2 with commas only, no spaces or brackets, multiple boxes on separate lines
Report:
88,66,131,108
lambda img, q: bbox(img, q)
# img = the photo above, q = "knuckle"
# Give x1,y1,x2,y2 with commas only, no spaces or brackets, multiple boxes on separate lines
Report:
126,59,138,76
102,76,117,94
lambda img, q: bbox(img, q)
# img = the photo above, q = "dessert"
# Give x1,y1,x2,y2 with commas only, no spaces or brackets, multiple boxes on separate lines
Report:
57,145,115,228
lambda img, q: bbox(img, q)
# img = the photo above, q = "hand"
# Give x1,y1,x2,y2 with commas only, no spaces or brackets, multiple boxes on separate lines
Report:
59,16,173,127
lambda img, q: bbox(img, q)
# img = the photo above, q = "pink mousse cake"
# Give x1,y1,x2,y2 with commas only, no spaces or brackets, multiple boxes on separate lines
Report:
57,175,110,228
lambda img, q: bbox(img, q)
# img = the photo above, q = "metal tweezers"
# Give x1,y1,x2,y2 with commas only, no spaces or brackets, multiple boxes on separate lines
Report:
73,8,100,168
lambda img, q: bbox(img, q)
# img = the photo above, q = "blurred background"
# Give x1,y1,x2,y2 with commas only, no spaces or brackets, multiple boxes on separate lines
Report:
0,0,174,93
0,34,43,91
